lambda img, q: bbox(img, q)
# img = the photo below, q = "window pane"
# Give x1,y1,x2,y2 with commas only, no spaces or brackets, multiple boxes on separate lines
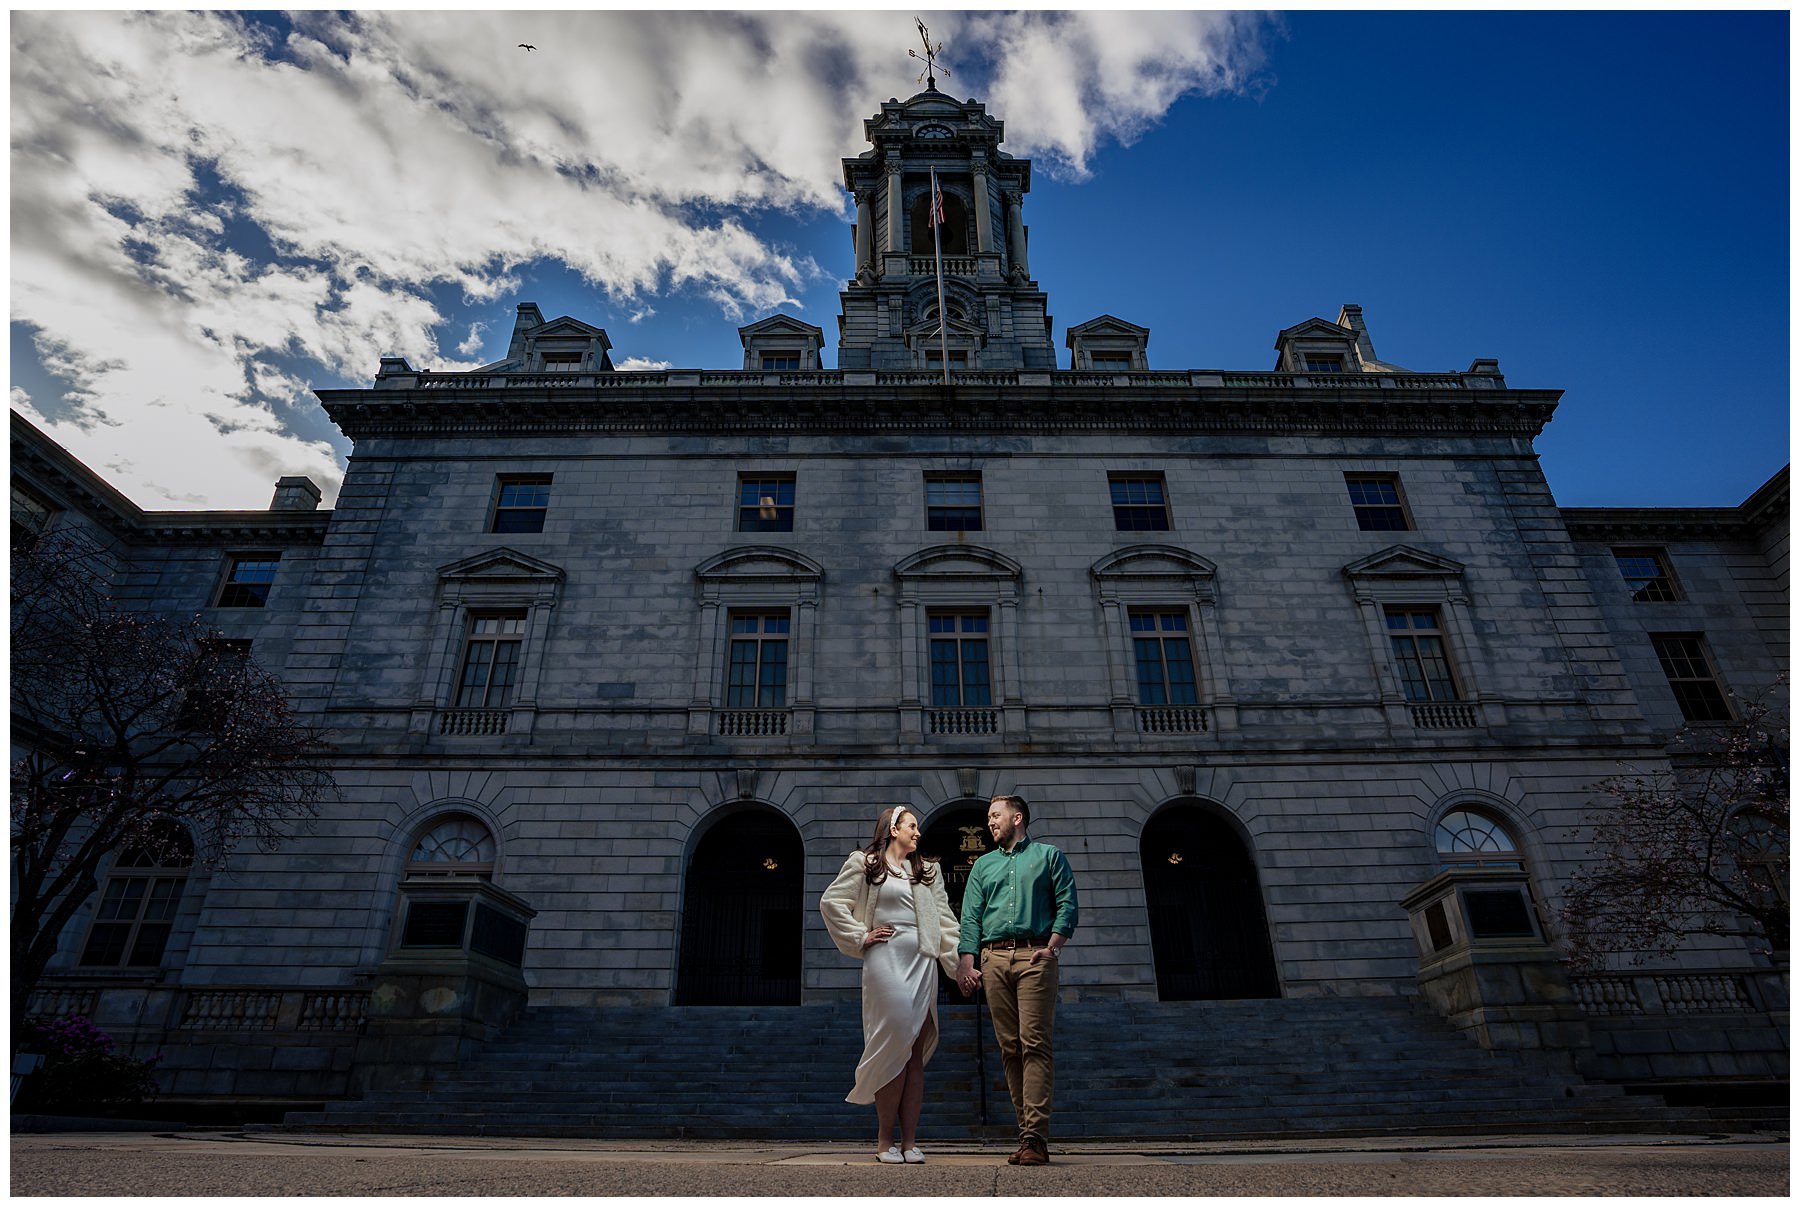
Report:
758,641,788,708
1134,637,1168,705
81,923,131,967
1163,638,1198,704
738,476,795,532
126,922,174,967
960,640,992,706
929,640,962,706
727,641,760,707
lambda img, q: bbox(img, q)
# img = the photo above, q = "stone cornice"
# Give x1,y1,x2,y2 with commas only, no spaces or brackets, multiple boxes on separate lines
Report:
1562,466,1788,544
318,373,1561,442
12,410,330,546
1561,507,1751,544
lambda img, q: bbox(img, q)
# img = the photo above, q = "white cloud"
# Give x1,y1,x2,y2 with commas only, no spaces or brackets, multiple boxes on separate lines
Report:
628,307,657,325
10,11,1268,507
615,357,674,373
457,322,490,357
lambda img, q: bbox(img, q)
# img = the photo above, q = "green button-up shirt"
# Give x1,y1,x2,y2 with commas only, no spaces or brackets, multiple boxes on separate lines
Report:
957,835,1079,956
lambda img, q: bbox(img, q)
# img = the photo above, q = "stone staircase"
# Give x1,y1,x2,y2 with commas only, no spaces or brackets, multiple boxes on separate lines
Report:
286,996,1705,1140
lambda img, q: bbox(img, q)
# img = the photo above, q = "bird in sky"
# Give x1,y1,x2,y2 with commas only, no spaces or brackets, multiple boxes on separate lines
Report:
517,43,536,51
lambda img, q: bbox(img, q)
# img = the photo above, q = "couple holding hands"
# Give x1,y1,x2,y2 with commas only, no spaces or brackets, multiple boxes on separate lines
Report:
820,794,1079,1166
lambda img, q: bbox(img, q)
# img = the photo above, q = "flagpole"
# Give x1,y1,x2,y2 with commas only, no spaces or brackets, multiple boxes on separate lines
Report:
930,166,950,386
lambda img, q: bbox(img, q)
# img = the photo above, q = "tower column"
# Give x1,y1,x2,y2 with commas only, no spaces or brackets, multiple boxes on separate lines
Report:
971,154,994,254
885,153,905,256
1004,189,1029,280
854,188,876,283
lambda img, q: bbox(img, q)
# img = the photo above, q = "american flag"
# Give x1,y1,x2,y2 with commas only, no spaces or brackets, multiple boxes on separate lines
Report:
930,168,946,227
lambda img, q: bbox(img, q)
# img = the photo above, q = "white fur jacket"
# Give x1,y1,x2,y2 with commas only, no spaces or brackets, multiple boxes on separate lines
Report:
819,851,963,976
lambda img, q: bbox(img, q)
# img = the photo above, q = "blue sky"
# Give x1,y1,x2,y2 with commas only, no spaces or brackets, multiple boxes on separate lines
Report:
10,10,1789,509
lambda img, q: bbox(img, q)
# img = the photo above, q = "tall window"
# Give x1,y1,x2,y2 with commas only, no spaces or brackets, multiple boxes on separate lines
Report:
177,638,252,731
1613,548,1681,602
738,475,795,533
1346,474,1411,531
80,827,193,968
1435,809,1524,870
1386,609,1460,703
925,474,983,531
12,483,55,549
1109,474,1171,531
1650,634,1733,722
726,613,790,708
929,612,992,707
455,612,526,709
216,554,279,607
1131,611,1199,705
491,476,552,533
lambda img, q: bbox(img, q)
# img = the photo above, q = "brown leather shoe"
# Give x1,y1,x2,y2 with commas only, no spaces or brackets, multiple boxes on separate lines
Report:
1006,1143,1023,1165
1016,1137,1049,1166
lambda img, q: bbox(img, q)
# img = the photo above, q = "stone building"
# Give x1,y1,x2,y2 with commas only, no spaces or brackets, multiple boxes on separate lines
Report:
12,81,1786,1132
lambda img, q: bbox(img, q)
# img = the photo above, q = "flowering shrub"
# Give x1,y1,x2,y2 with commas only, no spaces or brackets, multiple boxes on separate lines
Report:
14,1015,161,1113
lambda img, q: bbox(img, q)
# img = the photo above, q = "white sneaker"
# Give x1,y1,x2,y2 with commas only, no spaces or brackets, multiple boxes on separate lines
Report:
877,1146,904,1164
902,1147,925,1164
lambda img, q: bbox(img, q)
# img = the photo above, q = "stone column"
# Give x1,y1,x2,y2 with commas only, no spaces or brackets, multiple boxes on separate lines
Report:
885,154,905,256
971,155,994,253
1004,190,1029,279
854,189,876,282
689,598,721,735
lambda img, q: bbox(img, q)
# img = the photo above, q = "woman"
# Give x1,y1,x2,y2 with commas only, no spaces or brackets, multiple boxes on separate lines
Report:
820,806,962,1164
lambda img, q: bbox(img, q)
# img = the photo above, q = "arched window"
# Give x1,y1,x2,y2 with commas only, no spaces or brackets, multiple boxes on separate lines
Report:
912,190,968,255
1434,809,1524,870
408,813,497,879
79,824,193,968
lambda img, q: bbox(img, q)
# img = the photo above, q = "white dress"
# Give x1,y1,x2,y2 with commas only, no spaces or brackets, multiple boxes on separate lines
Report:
846,864,938,1104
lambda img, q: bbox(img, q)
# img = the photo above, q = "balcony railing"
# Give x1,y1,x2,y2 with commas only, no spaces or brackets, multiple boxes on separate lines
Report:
908,255,977,276
1571,972,1756,1017
1137,706,1210,735
718,709,789,737
438,709,509,736
927,708,998,736
1410,702,1479,730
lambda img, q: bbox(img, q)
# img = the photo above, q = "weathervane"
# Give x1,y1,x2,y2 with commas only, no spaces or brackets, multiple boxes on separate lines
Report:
909,18,949,92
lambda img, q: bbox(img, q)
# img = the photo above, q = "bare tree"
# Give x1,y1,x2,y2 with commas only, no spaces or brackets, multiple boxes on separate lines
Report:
11,527,335,1026
1560,687,1788,972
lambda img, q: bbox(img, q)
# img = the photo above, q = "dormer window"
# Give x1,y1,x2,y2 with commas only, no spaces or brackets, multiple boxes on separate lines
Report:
540,354,582,373
1305,354,1346,374
1090,352,1133,372
760,354,800,371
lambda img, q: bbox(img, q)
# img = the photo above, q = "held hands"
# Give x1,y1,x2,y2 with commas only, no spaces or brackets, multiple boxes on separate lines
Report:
862,924,896,949
956,957,981,996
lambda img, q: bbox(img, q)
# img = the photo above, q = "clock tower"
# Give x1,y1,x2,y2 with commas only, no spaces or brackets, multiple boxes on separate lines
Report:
837,81,1056,371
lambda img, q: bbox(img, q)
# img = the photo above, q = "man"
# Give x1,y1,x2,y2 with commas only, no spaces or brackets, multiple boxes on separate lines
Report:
956,793,1079,1166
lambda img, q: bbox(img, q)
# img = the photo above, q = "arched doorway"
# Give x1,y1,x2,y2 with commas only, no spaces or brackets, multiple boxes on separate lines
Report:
675,808,803,1006
919,803,995,1003
1140,803,1280,1000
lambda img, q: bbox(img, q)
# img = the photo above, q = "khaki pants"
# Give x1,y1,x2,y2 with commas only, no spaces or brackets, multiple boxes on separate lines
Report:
981,946,1059,1143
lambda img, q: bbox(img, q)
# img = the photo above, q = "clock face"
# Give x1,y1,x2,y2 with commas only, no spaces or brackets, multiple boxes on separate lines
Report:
917,124,954,139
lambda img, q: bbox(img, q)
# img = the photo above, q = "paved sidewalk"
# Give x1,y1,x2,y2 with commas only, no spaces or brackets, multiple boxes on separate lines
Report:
10,1128,1789,1197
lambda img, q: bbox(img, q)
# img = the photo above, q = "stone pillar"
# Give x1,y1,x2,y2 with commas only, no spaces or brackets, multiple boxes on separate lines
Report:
885,155,905,256
854,189,876,283
971,155,994,254
1004,190,1029,280
689,598,721,735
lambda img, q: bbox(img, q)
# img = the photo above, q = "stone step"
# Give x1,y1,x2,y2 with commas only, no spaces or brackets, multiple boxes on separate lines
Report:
296,997,1697,1140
